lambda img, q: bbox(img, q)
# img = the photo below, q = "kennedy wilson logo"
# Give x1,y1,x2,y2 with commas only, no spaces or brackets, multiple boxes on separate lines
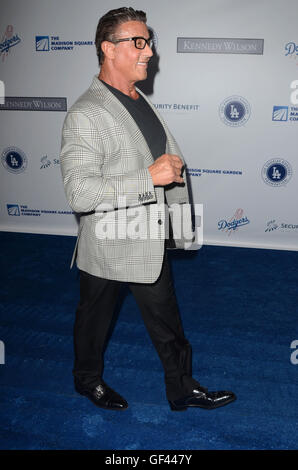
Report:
0,97,67,111
177,38,264,54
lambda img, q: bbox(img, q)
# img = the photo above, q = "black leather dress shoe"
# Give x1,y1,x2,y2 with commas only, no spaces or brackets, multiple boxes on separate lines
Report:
169,386,236,411
74,380,128,410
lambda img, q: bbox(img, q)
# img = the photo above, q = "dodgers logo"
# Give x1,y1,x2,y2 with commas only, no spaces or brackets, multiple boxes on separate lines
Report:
218,208,250,236
1,147,28,173
262,158,292,186
219,96,250,126
272,106,288,121
0,25,21,61
285,42,298,57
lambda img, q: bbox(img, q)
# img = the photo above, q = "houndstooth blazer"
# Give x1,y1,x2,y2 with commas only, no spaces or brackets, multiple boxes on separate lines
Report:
60,76,194,283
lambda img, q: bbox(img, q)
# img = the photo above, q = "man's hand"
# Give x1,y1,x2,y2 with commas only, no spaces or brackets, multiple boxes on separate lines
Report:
148,154,184,186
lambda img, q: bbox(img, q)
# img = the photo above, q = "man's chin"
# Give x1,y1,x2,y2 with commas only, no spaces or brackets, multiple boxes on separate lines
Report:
136,71,148,82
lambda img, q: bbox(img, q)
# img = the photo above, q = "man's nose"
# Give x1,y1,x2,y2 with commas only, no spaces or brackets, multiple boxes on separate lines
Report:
145,43,154,57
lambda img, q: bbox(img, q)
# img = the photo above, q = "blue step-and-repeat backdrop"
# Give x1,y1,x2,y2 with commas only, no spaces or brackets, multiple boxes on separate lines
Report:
1,0,298,251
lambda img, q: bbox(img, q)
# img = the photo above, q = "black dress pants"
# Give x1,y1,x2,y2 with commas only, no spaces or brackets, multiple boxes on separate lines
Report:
73,252,200,401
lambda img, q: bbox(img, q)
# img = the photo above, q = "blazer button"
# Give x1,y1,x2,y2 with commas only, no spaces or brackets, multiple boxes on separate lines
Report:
158,219,163,225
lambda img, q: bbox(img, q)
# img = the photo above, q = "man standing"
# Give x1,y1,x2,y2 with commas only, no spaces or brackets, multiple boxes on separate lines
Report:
60,7,236,411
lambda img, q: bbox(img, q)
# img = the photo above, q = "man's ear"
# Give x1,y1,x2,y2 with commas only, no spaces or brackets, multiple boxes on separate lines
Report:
101,40,116,60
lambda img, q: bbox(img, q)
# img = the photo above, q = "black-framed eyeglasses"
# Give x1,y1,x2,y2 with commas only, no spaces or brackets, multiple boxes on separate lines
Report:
110,36,153,50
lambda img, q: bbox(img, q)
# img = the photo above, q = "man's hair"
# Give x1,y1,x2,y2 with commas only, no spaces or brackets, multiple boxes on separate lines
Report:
95,7,147,66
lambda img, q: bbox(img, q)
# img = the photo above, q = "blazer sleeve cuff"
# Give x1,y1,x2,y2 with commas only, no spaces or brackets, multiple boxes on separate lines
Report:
95,167,157,211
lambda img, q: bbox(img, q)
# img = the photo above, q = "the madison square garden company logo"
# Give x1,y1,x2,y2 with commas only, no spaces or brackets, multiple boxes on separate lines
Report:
272,81,298,123
35,35,93,52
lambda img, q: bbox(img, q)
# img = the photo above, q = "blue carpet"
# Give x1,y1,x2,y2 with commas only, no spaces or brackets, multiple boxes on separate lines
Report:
0,231,297,450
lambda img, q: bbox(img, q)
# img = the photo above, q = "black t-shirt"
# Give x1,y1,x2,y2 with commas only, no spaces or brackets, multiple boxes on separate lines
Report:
101,80,166,160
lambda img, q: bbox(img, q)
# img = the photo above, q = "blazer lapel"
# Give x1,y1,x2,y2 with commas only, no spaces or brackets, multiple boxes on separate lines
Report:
89,76,155,166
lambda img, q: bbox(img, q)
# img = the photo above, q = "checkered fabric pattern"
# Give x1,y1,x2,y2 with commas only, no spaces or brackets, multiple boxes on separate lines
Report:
60,76,192,283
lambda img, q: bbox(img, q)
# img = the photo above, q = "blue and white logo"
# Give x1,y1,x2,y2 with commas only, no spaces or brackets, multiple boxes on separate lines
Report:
219,96,251,126
218,208,250,235
265,219,298,232
265,220,279,232
218,216,250,231
40,155,60,169
285,42,298,57
272,104,298,123
0,25,21,62
272,102,298,123
40,155,51,169
7,204,20,216
1,147,28,173
36,36,49,51
35,35,93,52
262,158,292,187
272,106,288,121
